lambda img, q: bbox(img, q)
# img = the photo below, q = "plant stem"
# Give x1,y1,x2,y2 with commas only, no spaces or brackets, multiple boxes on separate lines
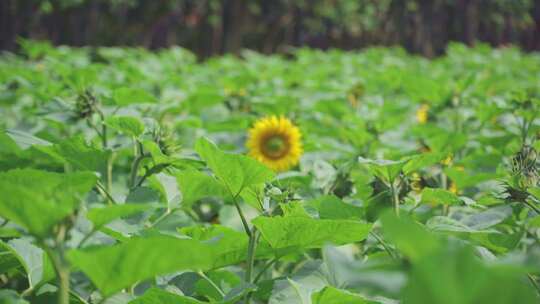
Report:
233,198,252,237
245,228,258,283
253,257,278,283
129,154,149,189
527,273,540,297
370,231,398,260
197,271,225,298
106,152,115,195
524,199,540,214
390,182,400,217
96,181,116,204
77,229,96,248
41,232,70,304
244,228,258,304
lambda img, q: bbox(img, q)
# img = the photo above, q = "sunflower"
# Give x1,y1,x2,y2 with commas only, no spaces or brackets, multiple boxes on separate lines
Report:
246,116,303,172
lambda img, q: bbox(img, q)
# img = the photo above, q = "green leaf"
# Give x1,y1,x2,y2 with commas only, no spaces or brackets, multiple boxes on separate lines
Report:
195,270,241,302
402,245,537,304
112,88,157,105
105,116,145,137
0,169,97,237
307,195,364,220
381,211,441,262
358,157,408,183
403,152,445,174
253,216,371,251
36,136,110,172
176,169,227,209
67,236,214,296
128,288,203,304
195,137,274,196
86,204,155,230
421,188,462,205
0,239,55,289
179,225,268,268
444,167,502,190
528,187,540,201
312,286,373,304
0,289,29,304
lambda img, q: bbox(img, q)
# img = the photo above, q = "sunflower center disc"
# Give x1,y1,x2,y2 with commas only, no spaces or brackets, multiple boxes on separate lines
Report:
264,136,287,158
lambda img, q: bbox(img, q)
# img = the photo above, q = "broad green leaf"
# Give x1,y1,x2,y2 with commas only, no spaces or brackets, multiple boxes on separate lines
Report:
381,212,440,261
195,270,241,302
0,131,21,154
0,290,29,304
239,183,265,211
444,167,502,190
36,136,110,172
528,187,540,201
358,157,408,183
86,204,155,229
176,169,226,209
280,202,311,218
0,169,97,237
67,236,214,296
312,286,373,304
253,216,371,251
307,195,364,220
105,116,145,137
5,129,52,149
402,245,537,304
195,137,274,196
128,288,202,304
421,188,462,205
179,225,273,268
269,261,328,304
0,239,55,289
403,152,445,174
112,88,157,105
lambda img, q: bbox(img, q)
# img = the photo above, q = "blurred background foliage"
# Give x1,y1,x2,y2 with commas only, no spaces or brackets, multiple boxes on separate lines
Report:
1,0,539,57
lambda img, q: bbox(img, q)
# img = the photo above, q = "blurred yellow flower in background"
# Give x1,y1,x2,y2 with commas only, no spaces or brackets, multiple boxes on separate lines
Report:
416,104,429,124
247,116,303,171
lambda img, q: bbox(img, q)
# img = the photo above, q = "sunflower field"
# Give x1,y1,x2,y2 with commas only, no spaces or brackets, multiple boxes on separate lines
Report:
0,40,540,304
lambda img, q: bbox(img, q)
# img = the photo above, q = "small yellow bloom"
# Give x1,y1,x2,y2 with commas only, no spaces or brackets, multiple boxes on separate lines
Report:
246,116,303,172
449,182,459,194
441,154,453,166
416,104,429,124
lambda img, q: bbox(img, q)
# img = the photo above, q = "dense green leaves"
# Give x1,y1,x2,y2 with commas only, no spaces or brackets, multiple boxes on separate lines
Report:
1,43,539,303
0,169,97,237
105,116,145,137
67,236,214,296
254,216,372,251
176,169,226,209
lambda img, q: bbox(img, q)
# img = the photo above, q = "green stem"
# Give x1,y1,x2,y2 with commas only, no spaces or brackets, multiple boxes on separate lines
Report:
390,182,400,217
41,240,70,304
253,257,278,283
77,229,96,248
244,228,258,304
96,181,116,205
233,198,252,237
527,273,540,297
106,152,115,195
197,271,225,298
524,200,540,215
370,231,398,260
129,154,149,189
